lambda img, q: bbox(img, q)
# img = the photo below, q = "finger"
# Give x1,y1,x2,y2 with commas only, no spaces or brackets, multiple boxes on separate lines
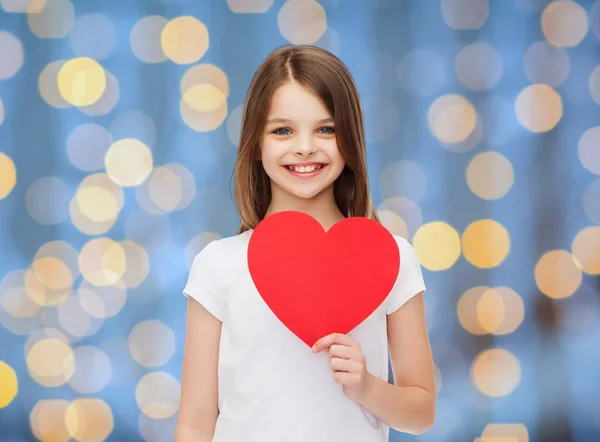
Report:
312,333,355,353
327,344,354,360
329,357,359,373
333,371,358,385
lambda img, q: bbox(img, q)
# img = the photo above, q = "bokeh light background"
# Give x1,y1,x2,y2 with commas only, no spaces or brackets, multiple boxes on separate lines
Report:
1,0,600,440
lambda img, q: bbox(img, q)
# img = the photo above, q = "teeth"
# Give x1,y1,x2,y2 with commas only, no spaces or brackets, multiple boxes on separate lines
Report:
289,164,321,173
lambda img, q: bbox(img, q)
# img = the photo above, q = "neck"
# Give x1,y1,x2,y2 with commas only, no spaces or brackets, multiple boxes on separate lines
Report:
265,186,346,231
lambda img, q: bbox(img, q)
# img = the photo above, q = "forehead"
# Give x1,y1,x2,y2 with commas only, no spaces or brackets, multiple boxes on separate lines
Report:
267,82,331,121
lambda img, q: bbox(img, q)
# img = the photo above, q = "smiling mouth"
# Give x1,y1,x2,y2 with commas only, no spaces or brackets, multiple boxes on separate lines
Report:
284,164,324,173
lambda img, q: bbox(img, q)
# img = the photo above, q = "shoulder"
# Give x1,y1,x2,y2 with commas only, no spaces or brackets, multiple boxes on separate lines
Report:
191,230,252,266
391,234,418,258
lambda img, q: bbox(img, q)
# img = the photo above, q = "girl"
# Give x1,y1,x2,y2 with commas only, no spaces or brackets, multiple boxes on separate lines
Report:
175,45,436,442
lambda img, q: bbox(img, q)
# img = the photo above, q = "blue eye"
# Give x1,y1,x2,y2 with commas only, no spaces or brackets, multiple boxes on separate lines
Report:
273,128,291,135
318,126,335,134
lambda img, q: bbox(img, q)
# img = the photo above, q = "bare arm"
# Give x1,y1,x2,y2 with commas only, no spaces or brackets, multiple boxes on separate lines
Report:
175,297,222,442
358,292,436,434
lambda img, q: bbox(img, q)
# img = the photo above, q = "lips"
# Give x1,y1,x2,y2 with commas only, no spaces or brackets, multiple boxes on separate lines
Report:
284,163,324,173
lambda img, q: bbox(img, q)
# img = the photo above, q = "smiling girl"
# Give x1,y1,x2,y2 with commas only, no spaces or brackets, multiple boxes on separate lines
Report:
175,44,436,442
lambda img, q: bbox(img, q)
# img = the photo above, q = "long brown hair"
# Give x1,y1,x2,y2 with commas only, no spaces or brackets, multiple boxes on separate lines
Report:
233,44,380,234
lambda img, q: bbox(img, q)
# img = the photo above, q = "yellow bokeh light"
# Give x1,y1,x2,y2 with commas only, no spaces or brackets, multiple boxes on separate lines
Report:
183,83,227,112
181,63,229,96
477,289,505,333
227,0,274,13
459,286,525,336
65,398,114,442
428,94,477,144
277,0,327,44
482,423,529,442
572,226,600,275
118,240,150,289
25,268,70,307
471,348,521,397
413,221,461,271
1,0,47,13
0,152,17,199
462,219,510,268
161,16,209,65
105,138,153,187
31,256,72,291
515,84,563,133
26,338,75,387
79,69,120,117
76,185,120,223
541,0,588,48
57,57,107,107
136,371,181,419
180,96,228,132
30,399,71,442
79,238,127,287
27,0,74,39
578,126,600,175
0,361,18,407
535,250,582,299
466,151,514,200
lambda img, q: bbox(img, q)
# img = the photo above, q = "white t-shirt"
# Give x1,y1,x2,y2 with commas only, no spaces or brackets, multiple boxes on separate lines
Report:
183,228,426,442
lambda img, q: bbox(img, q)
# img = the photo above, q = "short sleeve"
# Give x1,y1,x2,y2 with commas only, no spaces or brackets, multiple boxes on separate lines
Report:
183,240,225,321
385,236,427,315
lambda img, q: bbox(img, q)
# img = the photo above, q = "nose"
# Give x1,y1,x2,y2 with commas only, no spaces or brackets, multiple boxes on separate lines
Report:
293,136,317,157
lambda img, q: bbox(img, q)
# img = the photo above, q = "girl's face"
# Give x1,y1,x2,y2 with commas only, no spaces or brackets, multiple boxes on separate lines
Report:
260,81,345,203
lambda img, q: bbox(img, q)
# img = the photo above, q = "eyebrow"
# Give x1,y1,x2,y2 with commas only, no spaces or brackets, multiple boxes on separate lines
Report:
265,117,334,124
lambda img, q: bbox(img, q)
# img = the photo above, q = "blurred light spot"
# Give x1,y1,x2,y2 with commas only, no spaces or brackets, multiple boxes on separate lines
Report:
181,63,229,97
105,138,153,187
541,0,588,48
65,398,114,442
413,221,461,271
35,240,79,280
109,110,157,149
590,65,600,105
482,423,529,441
24,327,70,354
67,123,113,172
161,16,209,65
524,41,570,87
0,31,24,80
39,60,70,108
124,211,171,252
0,152,16,199
278,0,327,44
377,196,423,240
455,42,502,91
138,413,177,442
32,257,72,291
315,27,340,56
578,126,600,175
79,238,127,287
572,226,600,275
363,95,400,143
184,232,222,269
458,286,490,335
0,270,41,318
466,151,514,200
583,178,600,224
477,288,505,333
78,279,127,319
131,15,168,63
536,250,582,299
397,49,445,98
226,104,244,146
24,266,70,307
0,361,18,407
136,372,181,419
471,348,520,397
180,96,228,132
70,173,123,235
515,84,563,133
30,399,71,442
27,0,74,38
79,69,120,116
147,166,183,212
27,338,75,387
482,287,524,335
380,160,427,203
118,241,150,288
462,220,510,268
129,320,176,367
57,57,106,107
25,176,71,225
183,84,226,112
57,294,100,338
67,346,111,394
428,94,477,144
479,96,518,147
441,0,488,30
227,0,273,12
378,210,408,240
69,13,117,60
1,0,46,13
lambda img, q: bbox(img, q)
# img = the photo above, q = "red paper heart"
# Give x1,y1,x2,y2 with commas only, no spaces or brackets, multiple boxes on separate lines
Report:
248,211,400,348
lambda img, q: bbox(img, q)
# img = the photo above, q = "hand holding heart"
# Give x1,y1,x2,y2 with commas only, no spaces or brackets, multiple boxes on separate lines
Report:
312,332,374,403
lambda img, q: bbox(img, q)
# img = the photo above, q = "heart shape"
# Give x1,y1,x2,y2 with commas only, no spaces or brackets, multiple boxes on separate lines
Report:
248,211,400,348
